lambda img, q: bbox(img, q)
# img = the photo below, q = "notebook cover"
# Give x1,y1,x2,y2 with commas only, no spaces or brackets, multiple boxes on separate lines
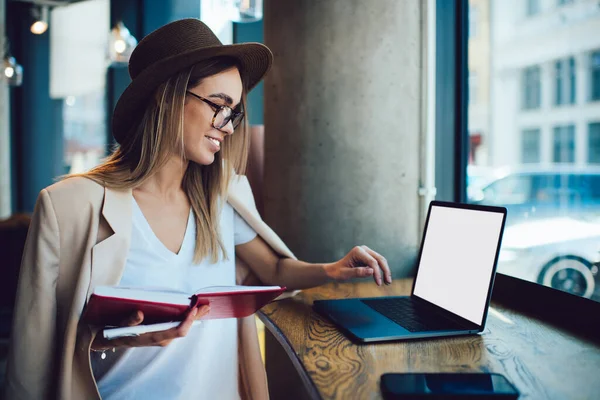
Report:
81,286,286,327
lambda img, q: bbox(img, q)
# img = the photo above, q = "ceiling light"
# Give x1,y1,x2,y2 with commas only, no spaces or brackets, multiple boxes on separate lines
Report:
30,6,49,35
109,21,137,65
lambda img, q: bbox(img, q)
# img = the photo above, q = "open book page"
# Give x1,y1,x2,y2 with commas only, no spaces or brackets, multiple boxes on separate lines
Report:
193,285,282,294
93,285,284,305
93,286,191,305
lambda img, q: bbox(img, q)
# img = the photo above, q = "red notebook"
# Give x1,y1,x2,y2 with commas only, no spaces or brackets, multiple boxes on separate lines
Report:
82,285,286,327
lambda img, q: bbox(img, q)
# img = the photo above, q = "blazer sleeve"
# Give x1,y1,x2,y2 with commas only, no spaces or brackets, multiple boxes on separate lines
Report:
4,189,60,400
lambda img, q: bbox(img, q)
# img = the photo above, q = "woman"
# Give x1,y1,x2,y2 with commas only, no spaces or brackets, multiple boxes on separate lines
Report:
4,19,391,400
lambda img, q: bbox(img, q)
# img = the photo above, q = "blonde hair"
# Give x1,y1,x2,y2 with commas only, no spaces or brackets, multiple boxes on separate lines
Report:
71,58,250,263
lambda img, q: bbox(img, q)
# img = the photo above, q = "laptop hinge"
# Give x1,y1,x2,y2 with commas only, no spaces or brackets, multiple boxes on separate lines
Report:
412,295,480,330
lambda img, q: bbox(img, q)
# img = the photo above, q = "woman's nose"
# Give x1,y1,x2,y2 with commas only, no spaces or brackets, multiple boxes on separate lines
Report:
220,120,235,135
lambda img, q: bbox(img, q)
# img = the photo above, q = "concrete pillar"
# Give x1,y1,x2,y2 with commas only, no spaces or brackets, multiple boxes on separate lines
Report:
263,0,422,275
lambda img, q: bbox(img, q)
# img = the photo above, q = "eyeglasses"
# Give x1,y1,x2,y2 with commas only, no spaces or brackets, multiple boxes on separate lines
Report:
186,91,244,130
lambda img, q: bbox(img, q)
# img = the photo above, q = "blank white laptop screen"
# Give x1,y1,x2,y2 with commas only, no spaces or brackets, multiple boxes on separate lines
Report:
413,205,504,325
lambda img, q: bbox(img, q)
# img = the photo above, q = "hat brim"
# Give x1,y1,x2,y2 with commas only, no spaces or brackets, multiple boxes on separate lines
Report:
112,42,272,143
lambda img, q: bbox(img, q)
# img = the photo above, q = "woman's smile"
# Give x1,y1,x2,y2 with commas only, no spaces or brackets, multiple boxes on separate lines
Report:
205,135,221,151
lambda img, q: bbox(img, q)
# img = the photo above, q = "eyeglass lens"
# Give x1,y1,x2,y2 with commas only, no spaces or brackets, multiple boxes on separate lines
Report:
213,108,243,130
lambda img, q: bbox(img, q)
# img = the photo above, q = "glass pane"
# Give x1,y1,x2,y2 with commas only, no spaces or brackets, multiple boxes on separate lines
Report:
592,51,600,101
589,123,600,163
522,129,541,163
523,66,541,109
63,92,107,174
50,0,109,173
467,0,600,302
552,125,575,163
526,0,540,16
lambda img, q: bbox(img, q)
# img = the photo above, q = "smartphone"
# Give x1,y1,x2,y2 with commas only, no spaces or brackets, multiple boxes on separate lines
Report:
380,373,519,399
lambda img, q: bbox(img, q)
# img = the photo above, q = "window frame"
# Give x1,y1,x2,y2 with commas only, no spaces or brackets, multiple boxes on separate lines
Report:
438,0,600,334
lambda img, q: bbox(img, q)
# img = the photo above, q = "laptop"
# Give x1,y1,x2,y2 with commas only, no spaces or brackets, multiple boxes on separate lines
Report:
313,201,507,343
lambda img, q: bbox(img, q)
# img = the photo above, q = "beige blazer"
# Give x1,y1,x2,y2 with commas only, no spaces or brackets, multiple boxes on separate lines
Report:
4,175,296,400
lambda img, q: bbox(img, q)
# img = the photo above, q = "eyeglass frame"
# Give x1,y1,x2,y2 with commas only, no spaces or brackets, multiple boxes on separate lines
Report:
185,91,245,130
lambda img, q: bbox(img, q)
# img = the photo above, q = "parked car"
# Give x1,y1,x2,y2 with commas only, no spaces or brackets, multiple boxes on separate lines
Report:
498,216,600,300
468,164,600,226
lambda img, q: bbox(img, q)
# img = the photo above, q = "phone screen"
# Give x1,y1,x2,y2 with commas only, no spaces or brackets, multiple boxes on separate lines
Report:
381,373,519,398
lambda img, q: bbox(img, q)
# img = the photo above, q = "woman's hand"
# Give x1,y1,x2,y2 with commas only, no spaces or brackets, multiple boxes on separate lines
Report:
324,245,392,286
91,305,210,351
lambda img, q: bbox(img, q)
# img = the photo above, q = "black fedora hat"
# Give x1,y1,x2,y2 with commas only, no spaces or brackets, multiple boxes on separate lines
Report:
111,18,273,144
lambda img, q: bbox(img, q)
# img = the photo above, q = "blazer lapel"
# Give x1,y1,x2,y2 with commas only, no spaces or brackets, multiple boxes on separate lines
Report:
87,186,133,298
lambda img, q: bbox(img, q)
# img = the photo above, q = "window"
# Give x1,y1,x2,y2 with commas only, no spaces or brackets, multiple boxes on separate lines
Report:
592,51,600,101
526,0,540,16
465,0,600,302
589,123,600,163
51,1,109,174
469,72,478,104
469,5,478,38
553,125,576,163
522,129,541,163
523,66,541,109
63,92,107,173
555,57,576,106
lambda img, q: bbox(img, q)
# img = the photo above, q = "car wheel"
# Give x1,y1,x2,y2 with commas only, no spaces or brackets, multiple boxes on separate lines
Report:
538,256,595,298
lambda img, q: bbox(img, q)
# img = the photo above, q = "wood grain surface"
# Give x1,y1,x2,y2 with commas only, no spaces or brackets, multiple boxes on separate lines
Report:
258,279,600,400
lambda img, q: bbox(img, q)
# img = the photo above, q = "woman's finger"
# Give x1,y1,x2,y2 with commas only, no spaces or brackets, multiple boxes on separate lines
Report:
92,310,145,350
128,310,196,346
361,245,392,284
354,246,384,286
165,306,200,339
337,266,373,280
193,304,211,320
97,306,210,349
120,310,144,327
350,266,375,279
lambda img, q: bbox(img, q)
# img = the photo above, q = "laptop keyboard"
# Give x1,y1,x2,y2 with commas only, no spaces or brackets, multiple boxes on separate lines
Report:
361,297,463,333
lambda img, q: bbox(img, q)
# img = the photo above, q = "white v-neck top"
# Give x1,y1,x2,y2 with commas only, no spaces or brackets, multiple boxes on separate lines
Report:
92,197,257,400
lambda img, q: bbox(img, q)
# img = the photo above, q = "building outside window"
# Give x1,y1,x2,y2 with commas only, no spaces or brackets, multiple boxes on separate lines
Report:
555,57,576,106
589,122,600,163
523,66,541,110
467,0,600,302
521,128,541,163
553,125,576,163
